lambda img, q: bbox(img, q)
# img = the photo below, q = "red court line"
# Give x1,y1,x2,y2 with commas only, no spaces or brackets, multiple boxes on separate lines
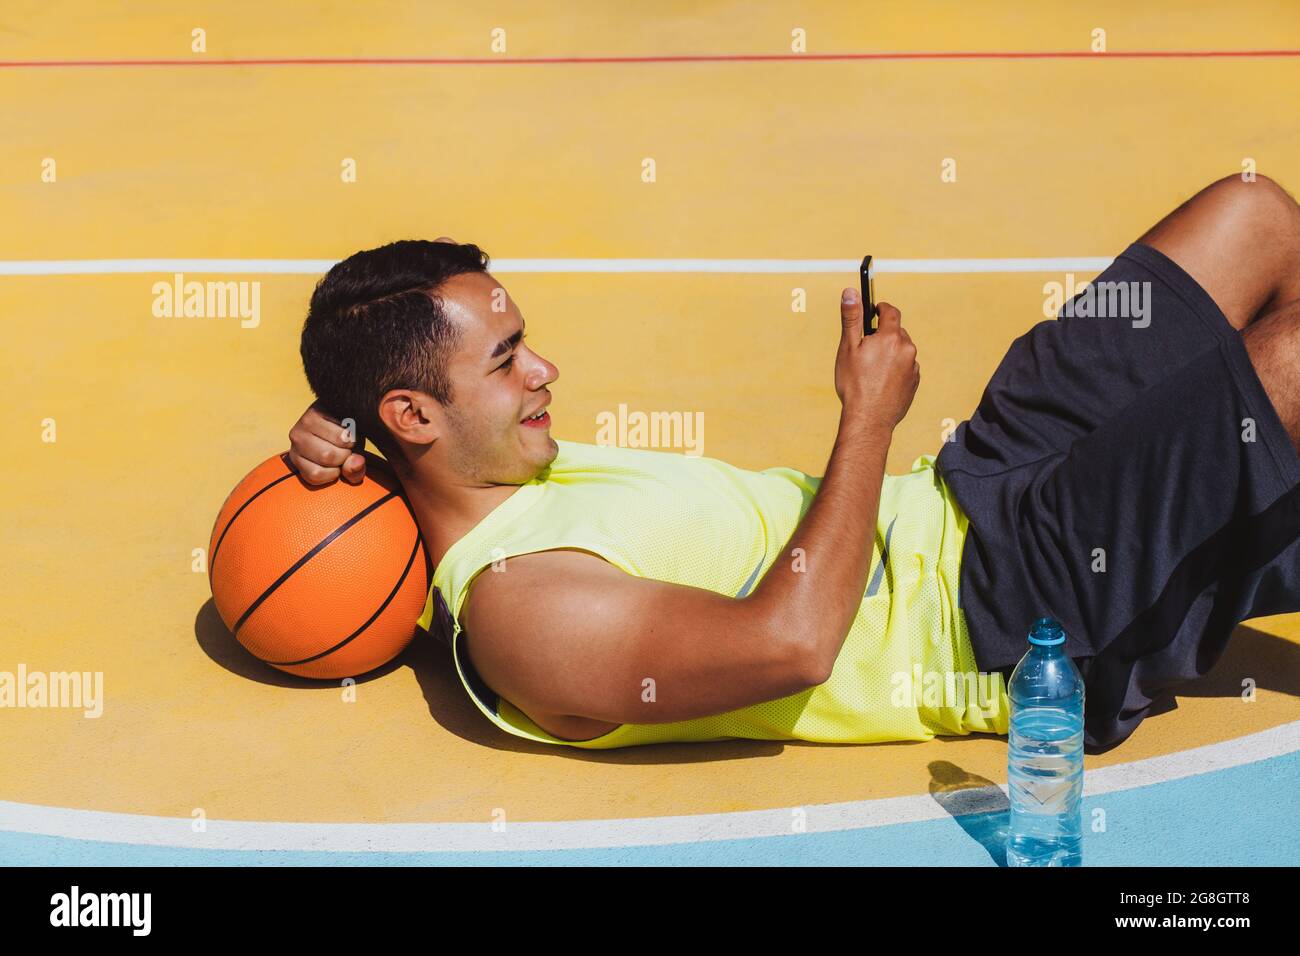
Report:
1,50,1299,68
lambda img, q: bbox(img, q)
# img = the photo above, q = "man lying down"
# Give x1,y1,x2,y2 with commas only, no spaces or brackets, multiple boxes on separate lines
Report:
287,174,1300,752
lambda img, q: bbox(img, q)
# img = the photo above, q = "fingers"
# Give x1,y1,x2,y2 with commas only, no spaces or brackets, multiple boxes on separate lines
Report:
840,287,864,340
305,401,344,430
876,301,902,331
286,452,336,487
287,430,350,484
297,402,357,446
289,448,366,487
288,404,363,483
341,453,367,484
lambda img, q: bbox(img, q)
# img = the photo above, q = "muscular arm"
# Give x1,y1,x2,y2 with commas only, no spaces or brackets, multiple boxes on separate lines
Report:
461,548,818,727
745,411,894,682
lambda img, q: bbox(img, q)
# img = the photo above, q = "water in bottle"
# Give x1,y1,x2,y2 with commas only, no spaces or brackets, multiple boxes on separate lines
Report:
1006,616,1085,866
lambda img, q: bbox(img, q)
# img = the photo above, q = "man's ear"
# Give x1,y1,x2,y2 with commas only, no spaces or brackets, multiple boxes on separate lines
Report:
378,389,438,447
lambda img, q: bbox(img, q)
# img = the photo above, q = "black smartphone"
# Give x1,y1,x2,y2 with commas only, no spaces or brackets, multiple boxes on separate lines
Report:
860,255,877,334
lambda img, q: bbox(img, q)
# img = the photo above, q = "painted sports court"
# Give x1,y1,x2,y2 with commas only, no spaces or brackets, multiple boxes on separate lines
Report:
1,2,1297,865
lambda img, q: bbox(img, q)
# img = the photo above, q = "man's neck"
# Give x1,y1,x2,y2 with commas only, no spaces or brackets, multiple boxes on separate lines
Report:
395,463,525,568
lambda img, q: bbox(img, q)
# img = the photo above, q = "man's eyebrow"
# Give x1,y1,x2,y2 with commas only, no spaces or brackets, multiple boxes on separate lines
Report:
488,319,527,360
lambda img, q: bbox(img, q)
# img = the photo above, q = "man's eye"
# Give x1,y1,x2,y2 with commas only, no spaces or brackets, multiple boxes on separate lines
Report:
498,334,525,372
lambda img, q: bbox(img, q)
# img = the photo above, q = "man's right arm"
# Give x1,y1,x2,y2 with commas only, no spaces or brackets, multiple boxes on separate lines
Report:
745,291,918,683
745,410,896,686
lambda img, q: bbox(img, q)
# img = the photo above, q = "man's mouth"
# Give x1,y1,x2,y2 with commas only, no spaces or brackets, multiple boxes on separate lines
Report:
521,409,550,428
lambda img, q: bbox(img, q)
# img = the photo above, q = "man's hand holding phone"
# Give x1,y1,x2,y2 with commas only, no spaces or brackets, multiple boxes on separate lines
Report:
835,286,919,433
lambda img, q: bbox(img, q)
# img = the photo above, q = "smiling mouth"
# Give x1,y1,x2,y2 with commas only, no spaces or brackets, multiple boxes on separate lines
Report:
520,410,550,427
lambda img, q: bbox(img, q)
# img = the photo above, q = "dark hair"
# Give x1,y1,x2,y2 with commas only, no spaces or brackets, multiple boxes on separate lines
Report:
300,239,490,462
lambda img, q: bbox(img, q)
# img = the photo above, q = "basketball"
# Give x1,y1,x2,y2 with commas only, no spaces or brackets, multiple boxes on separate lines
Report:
207,450,430,679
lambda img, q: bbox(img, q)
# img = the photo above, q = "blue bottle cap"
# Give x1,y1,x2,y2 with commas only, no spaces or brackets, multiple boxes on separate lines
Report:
1028,616,1065,646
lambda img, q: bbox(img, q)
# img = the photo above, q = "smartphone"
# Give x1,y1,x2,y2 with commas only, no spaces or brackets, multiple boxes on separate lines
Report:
860,255,877,334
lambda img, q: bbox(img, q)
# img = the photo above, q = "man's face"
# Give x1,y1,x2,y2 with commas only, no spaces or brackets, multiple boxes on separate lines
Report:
437,271,560,484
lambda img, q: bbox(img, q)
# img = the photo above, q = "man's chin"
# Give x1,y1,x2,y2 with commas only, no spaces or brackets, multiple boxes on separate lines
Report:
507,433,558,482
531,435,559,470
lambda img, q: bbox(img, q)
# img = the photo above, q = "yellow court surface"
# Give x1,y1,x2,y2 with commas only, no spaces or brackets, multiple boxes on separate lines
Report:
2,2,1299,864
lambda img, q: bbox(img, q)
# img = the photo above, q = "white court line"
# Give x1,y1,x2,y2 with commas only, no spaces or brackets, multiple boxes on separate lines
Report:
0,721,1294,854
0,257,1117,276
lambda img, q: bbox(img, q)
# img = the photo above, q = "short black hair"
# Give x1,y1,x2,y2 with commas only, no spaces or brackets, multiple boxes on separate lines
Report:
300,239,490,462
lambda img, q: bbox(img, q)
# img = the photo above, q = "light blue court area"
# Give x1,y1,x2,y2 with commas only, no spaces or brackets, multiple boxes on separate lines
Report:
3,747,1294,867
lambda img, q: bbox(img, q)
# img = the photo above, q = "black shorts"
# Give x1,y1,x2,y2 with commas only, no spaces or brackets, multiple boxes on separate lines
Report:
936,241,1300,751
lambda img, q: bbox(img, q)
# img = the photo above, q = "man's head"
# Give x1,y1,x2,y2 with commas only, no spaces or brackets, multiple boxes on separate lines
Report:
300,239,559,484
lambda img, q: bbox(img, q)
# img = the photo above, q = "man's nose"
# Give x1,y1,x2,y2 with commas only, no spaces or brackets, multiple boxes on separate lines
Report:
529,353,559,387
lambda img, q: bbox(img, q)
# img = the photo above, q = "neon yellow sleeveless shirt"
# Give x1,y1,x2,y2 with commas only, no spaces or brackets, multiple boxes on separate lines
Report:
416,439,1009,749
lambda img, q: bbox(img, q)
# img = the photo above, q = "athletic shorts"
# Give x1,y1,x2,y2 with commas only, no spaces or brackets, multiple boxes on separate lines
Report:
935,241,1300,751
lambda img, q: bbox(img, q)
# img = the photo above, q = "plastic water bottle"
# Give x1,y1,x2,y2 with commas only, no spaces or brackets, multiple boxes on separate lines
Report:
1006,616,1085,866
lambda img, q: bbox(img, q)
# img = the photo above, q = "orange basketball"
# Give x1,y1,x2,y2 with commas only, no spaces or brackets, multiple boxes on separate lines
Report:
207,451,429,679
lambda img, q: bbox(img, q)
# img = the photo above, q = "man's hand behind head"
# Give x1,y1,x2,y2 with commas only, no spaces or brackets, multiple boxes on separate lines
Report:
288,402,367,486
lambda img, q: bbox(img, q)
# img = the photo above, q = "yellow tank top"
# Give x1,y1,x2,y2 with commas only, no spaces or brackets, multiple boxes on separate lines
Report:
416,439,1009,749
